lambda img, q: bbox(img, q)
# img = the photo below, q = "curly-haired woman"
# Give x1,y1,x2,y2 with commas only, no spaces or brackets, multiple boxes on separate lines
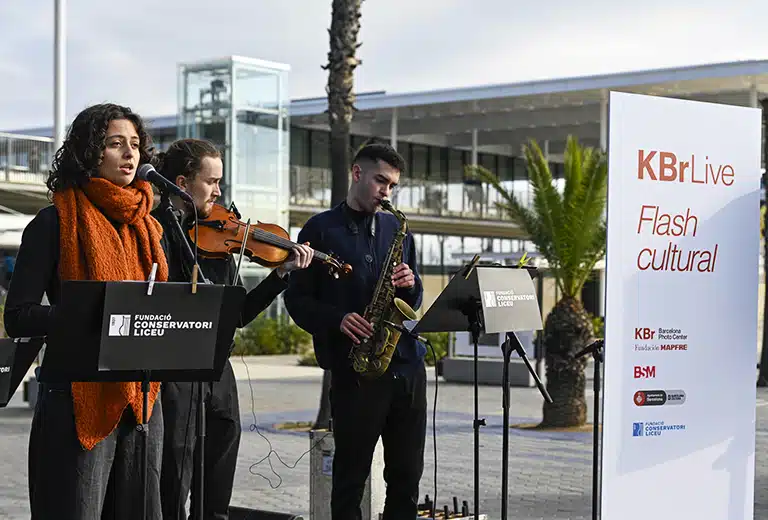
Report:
4,103,168,519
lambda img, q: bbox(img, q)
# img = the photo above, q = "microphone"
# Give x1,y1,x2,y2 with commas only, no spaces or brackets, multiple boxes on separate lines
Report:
383,320,429,344
136,164,194,204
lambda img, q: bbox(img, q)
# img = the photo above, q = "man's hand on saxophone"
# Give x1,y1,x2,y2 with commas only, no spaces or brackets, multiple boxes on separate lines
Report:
391,263,415,288
340,312,374,344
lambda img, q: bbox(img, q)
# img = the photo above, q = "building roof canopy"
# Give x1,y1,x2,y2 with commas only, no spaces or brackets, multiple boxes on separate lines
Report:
291,59,768,155
8,59,768,156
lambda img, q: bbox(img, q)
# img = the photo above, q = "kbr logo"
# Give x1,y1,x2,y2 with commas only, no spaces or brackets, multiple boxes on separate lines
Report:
637,150,734,186
634,328,655,340
634,366,656,378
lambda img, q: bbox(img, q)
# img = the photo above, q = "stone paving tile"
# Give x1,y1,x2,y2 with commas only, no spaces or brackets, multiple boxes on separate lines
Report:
1,373,768,519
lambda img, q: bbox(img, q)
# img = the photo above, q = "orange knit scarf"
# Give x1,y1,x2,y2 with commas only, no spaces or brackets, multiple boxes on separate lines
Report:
53,177,169,451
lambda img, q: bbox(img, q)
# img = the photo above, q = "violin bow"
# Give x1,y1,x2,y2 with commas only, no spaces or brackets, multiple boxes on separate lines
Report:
232,218,252,285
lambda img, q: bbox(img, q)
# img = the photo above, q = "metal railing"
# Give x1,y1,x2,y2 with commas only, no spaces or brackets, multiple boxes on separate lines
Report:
289,165,535,221
0,133,53,186
0,138,540,223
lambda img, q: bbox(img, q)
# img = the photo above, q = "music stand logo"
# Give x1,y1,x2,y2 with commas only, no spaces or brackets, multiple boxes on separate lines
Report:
108,314,132,337
483,291,497,308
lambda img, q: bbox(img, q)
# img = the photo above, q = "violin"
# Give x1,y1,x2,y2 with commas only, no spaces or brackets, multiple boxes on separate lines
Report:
189,202,352,278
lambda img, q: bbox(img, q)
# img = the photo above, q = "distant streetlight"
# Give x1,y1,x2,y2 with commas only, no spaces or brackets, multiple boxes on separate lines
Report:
54,0,66,151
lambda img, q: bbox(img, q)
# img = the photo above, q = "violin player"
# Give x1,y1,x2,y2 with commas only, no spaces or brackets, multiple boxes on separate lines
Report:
150,138,314,520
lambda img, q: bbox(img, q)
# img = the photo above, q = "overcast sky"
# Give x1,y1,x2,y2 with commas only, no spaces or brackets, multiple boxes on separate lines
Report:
1,0,766,131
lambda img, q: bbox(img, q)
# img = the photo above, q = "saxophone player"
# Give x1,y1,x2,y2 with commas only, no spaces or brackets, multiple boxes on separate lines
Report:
284,142,426,520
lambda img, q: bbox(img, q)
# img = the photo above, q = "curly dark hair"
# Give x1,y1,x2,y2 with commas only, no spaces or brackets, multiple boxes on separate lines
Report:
153,138,221,184
46,103,154,193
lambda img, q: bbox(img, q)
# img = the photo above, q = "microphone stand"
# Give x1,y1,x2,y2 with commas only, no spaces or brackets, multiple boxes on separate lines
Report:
453,255,486,520
500,332,552,520
162,198,210,286
162,196,210,520
455,296,485,520
575,339,604,520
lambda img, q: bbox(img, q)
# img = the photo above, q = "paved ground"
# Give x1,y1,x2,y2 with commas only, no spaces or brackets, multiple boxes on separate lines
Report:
1,355,768,519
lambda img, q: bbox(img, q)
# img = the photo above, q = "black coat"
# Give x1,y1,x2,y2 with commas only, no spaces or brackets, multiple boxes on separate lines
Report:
283,201,425,378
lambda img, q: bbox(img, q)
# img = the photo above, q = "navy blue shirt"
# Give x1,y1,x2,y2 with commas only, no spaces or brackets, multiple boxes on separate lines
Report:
283,201,425,380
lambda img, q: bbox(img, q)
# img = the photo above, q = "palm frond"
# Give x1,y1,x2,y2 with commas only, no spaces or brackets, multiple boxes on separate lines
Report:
468,164,566,293
473,135,607,298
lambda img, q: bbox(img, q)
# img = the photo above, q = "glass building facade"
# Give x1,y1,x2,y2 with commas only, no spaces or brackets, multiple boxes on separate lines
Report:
289,126,565,221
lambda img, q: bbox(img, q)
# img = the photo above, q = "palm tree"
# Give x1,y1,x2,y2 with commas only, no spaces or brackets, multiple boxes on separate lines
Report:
467,136,607,427
313,0,363,429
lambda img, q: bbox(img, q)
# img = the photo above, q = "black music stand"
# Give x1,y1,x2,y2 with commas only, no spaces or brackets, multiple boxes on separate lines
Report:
39,279,245,520
0,337,45,408
575,338,604,520
499,331,552,520
409,261,549,520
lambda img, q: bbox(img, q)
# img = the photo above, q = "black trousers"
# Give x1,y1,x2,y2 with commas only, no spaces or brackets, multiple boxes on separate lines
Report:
160,359,241,520
28,383,164,520
330,364,427,520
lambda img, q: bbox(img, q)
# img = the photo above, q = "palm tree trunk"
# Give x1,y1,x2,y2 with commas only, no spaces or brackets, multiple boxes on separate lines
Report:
326,0,361,204
314,0,363,430
758,185,768,386
758,99,768,386
540,297,593,427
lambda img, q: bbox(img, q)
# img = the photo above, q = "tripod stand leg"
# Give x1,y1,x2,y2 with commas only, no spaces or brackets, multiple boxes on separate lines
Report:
462,297,486,520
192,381,206,520
575,339,604,520
141,374,149,520
474,334,479,520
469,321,485,520
501,338,512,520
592,352,602,520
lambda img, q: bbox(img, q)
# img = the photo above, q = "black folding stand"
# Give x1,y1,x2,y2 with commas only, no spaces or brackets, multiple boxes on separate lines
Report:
0,337,45,408
500,332,551,520
459,295,485,520
575,338,604,520
162,198,214,520
410,259,550,520
38,278,244,520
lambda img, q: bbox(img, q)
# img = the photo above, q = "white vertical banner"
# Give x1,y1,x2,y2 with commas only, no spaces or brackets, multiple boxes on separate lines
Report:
602,91,761,520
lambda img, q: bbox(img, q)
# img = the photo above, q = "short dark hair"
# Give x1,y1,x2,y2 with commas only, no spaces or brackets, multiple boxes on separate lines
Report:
46,103,154,193
153,138,221,183
352,141,406,174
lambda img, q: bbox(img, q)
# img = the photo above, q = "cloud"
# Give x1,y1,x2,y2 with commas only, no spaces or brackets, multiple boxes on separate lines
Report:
1,0,766,131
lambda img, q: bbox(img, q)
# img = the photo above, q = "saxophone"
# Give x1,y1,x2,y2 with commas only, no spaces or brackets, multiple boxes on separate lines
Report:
349,199,418,379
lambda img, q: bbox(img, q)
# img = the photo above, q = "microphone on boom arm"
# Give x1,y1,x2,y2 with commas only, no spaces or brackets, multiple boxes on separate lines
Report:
136,164,194,204
383,320,429,344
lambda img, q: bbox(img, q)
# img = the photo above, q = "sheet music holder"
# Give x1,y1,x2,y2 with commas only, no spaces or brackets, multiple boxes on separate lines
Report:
408,264,541,336
0,337,45,408
38,279,245,520
407,262,547,520
39,280,244,384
